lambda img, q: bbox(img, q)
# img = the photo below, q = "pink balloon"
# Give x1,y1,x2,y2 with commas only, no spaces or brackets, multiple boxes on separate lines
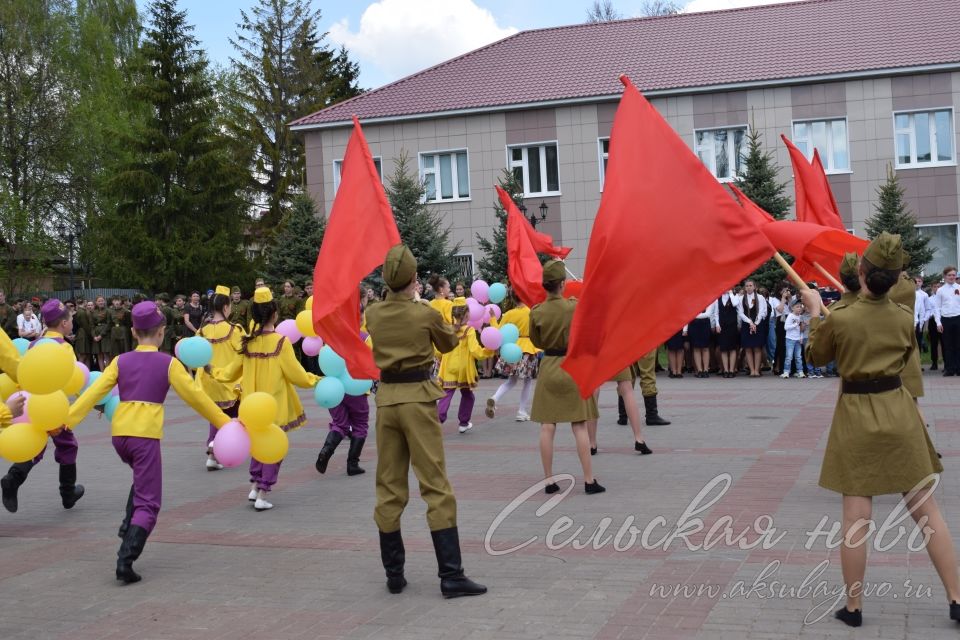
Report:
302,336,323,357
466,298,484,322
471,280,490,304
275,319,303,343
212,420,251,468
468,317,484,331
480,327,503,350
485,304,502,321
11,391,30,424
75,362,90,388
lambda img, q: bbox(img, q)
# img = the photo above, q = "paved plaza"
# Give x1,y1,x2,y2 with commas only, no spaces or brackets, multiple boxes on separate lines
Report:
1,370,959,639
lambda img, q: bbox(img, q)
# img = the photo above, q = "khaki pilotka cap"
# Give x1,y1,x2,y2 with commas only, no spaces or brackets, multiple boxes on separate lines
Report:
863,232,907,271
839,253,859,278
383,244,417,289
542,259,567,283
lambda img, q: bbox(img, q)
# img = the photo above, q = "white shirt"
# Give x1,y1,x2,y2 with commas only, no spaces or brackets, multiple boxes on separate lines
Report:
695,301,720,329
720,292,741,308
925,293,937,323
767,295,783,318
17,314,41,337
736,293,767,325
914,289,928,326
784,312,804,341
933,283,960,324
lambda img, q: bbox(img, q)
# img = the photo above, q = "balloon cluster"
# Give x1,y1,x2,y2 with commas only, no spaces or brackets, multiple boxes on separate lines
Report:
0,342,92,463
212,392,288,467
464,280,522,364
176,335,214,369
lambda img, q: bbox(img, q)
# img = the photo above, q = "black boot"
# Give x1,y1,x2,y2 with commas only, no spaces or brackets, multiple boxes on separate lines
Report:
1,462,33,513
431,527,487,598
379,530,407,594
616,395,628,426
59,463,85,509
346,438,366,476
643,394,671,426
116,524,149,584
315,431,343,474
118,486,135,538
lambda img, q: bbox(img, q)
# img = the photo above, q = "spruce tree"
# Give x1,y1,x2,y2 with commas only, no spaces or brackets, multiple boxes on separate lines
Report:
865,165,933,275
264,194,325,283
476,169,524,283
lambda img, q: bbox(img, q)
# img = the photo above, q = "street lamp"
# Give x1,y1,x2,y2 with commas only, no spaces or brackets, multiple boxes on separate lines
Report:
529,201,549,228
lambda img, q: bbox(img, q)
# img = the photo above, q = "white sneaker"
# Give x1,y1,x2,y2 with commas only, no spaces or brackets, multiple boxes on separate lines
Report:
515,412,530,422
248,487,258,501
458,422,473,434
796,372,806,379
206,458,223,471
780,372,789,379
254,496,273,511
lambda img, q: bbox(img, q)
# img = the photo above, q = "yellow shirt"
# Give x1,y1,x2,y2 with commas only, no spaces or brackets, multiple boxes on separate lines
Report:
438,326,494,388
213,332,320,431
66,346,230,439
0,329,20,380
494,306,538,355
196,320,244,407
429,298,454,324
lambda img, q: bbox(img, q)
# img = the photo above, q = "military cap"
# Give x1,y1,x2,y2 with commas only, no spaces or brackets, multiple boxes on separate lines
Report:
156,292,170,302
383,244,417,289
839,253,859,278
863,232,906,271
542,259,567,283
231,286,241,295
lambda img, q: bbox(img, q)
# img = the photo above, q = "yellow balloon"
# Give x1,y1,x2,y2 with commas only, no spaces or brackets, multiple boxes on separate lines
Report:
295,309,317,337
27,391,69,431
64,365,85,396
0,373,18,400
305,295,313,310
17,342,74,395
0,422,48,463
238,392,277,430
249,424,289,464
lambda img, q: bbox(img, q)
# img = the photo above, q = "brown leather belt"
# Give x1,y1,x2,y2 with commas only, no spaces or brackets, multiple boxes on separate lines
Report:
543,349,567,357
841,376,901,394
380,368,433,384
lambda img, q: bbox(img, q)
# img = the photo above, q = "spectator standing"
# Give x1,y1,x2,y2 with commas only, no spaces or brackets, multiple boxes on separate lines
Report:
928,282,941,370
0,290,18,340
932,266,960,376
183,292,204,336
17,302,42,339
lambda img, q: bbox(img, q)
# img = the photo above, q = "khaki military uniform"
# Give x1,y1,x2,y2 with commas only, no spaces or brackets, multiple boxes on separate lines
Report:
0,304,17,340
365,290,459,534
229,298,250,328
91,307,110,354
277,295,302,323
73,306,93,355
108,307,131,354
172,305,187,340
888,272,923,398
529,294,599,423
158,304,175,353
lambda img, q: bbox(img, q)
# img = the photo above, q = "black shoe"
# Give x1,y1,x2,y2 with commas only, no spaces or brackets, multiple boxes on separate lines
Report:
931,364,938,370
346,437,366,476
379,530,406,594
116,524,149,584
1,462,33,513
590,447,597,456
950,600,960,622
545,482,560,494
834,607,862,627
59,464,84,509
315,431,343,474
643,395,671,426
118,486,135,538
431,527,487,598
635,441,653,455
616,416,628,425
585,480,606,494
945,371,956,377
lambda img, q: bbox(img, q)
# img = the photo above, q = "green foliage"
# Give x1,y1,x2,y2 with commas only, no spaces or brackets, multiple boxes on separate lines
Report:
264,194,325,284
476,170,524,283
865,165,934,276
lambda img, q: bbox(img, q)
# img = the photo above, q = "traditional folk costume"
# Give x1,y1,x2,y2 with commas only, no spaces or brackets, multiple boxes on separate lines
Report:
486,303,539,422
365,244,486,599
437,298,493,433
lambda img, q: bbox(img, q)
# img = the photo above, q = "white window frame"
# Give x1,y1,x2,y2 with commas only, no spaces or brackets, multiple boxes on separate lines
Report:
791,117,852,174
418,149,471,203
916,222,960,277
506,141,562,197
694,125,748,182
453,252,475,282
332,156,382,193
598,137,609,191
893,108,957,169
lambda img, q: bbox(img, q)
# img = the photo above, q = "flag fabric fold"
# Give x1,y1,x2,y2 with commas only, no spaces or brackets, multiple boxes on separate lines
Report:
500,186,549,307
527,225,572,258
781,135,845,230
561,76,775,397
312,116,400,380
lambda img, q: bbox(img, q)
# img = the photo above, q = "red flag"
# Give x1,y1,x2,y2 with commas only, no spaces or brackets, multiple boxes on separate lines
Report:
500,186,548,307
312,116,400,380
782,135,844,230
527,225,572,258
761,220,868,278
562,76,775,397
728,184,774,225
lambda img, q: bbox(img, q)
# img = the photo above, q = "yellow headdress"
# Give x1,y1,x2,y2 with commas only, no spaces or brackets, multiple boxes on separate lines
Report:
253,287,273,303
215,285,230,297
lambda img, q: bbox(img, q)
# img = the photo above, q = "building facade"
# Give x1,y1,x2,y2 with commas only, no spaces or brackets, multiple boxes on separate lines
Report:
292,0,960,279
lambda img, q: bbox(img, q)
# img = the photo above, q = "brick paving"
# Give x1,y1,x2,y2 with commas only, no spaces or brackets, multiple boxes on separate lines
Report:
1,370,959,639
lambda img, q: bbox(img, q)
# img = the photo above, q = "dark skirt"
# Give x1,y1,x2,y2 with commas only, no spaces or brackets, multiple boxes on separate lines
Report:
665,329,685,351
740,322,765,348
688,317,712,349
718,322,739,351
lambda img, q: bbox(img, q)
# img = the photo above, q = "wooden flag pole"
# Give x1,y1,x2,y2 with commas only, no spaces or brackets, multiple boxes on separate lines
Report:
812,261,845,293
773,253,831,317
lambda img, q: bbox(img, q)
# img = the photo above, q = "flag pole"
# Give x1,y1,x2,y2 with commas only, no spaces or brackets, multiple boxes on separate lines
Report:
773,253,831,316
812,261,845,292
564,266,581,281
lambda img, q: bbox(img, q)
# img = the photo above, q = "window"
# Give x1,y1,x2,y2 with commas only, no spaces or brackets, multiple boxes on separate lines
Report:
917,224,959,276
598,137,610,189
419,150,470,202
894,109,955,168
792,118,850,172
453,253,475,282
695,126,747,181
333,157,382,193
507,142,560,196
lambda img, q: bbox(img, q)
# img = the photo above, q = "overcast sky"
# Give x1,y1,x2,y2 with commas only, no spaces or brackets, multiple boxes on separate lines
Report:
151,0,799,89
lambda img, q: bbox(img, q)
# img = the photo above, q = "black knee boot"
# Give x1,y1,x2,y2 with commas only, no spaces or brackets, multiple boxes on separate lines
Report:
118,486,135,538
431,527,487,598
315,431,343,474
617,395,628,425
346,438,366,476
643,394,671,426
379,529,406,594
1,461,33,513
116,524,149,584
59,463,85,509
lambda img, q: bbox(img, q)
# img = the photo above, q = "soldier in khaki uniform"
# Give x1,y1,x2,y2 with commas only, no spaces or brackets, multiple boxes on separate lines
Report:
107,297,131,360
365,244,486,599
616,351,671,426
228,286,249,328
803,233,960,627
277,281,302,322
0,290,18,340
154,293,175,354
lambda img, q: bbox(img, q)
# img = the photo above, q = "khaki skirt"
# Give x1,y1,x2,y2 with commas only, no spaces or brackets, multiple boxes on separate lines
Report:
530,355,599,424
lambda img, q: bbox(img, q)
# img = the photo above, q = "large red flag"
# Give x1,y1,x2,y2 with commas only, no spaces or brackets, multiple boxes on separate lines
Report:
500,186,548,307
526,224,572,258
312,116,400,380
562,76,775,396
782,135,844,230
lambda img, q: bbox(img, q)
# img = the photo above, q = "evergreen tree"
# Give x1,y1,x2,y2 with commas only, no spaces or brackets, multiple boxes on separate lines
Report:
264,194,325,283
476,170,524,283
733,127,792,290
227,0,362,229
865,165,933,275
96,0,251,292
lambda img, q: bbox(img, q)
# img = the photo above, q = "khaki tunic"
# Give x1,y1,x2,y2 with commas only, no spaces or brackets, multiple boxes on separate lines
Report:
0,304,18,340
229,298,250,328
888,273,923,398
529,293,599,424
73,307,92,355
807,293,941,496
108,307,131,354
277,295,302,322
91,307,110,354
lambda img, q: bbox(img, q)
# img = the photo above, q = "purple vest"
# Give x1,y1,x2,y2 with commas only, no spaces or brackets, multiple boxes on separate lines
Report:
117,350,173,404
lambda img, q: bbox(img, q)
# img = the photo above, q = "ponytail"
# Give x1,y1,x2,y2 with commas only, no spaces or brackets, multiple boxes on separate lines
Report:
241,299,278,354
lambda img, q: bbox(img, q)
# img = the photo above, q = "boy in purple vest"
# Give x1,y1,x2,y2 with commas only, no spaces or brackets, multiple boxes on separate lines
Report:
66,301,232,584
1,299,84,513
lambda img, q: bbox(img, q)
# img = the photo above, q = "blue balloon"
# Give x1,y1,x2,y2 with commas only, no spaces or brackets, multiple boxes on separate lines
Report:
83,370,101,393
178,336,213,369
314,377,346,408
318,345,347,378
11,338,28,356
500,323,520,344
340,373,373,396
488,283,507,304
103,394,121,421
500,343,523,364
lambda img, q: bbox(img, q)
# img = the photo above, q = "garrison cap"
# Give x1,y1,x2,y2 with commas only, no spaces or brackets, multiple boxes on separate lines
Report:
383,244,417,289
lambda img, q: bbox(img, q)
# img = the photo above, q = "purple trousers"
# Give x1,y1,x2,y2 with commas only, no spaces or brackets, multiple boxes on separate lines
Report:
438,388,475,426
33,429,79,465
112,436,162,534
208,403,239,452
250,458,283,493
328,394,370,439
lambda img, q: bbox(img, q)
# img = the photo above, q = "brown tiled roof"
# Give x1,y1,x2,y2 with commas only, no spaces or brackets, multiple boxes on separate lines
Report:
291,0,960,129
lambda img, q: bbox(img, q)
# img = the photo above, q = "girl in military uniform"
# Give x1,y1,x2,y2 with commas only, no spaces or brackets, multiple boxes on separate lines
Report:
92,296,111,372
803,233,960,627
73,298,92,368
107,296,131,363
